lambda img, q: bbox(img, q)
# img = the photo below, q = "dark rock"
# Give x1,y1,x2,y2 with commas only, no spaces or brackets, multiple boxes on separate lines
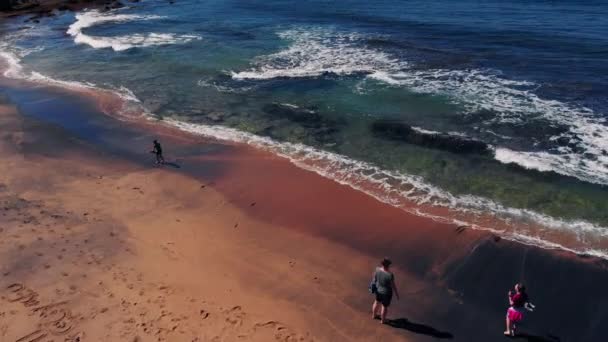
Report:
4,0,39,12
0,1,11,11
555,136,571,146
261,103,343,145
371,120,492,155
262,103,326,128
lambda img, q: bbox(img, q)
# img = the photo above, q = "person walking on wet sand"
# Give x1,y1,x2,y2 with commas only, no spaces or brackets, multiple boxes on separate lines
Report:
371,257,400,324
151,139,165,165
504,283,530,336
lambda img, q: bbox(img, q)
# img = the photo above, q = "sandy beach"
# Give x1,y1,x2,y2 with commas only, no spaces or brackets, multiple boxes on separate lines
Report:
1,76,608,342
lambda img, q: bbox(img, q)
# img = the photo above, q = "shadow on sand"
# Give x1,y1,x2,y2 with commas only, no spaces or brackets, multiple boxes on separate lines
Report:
159,162,181,169
511,332,561,342
386,318,453,339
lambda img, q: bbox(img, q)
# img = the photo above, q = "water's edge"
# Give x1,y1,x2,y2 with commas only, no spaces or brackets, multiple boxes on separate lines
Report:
1,47,606,260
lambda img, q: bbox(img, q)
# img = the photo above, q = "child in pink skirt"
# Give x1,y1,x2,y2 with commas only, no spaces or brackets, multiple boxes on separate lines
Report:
504,283,529,336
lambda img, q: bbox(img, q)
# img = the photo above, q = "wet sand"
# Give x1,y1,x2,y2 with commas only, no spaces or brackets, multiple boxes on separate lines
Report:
1,81,608,342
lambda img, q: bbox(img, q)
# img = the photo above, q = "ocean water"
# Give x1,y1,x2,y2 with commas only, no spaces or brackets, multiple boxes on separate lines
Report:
1,0,608,257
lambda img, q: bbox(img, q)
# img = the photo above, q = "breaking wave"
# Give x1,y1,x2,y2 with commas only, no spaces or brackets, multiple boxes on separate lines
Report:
231,28,401,80
232,27,608,186
0,48,142,114
67,10,201,51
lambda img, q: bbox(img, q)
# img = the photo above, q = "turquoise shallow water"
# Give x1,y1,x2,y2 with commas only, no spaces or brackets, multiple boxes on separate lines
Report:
1,0,607,256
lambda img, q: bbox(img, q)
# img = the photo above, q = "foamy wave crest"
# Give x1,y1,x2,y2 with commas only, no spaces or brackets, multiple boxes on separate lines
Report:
370,69,608,185
231,28,401,80
163,118,608,259
196,77,257,94
495,147,608,184
0,51,24,79
68,10,200,51
72,32,201,52
0,31,44,79
0,50,142,117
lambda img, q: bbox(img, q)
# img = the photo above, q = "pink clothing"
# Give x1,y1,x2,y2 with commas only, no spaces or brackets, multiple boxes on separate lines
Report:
507,306,525,323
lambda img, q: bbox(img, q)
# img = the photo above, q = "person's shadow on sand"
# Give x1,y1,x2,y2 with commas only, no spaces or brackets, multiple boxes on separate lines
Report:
156,161,180,168
510,332,561,342
386,318,453,339
163,162,181,169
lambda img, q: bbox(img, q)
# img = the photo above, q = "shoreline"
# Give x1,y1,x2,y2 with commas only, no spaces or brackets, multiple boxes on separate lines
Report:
1,67,608,341
1,39,606,260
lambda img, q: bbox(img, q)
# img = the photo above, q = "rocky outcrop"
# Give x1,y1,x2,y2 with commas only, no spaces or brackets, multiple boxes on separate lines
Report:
1,0,123,18
371,120,492,155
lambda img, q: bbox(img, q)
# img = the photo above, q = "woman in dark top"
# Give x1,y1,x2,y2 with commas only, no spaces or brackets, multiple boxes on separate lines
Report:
371,258,400,324
505,283,529,336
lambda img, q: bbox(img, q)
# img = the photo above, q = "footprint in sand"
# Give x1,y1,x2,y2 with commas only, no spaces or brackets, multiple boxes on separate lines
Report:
252,321,313,342
224,306,245,327
199,309,210,320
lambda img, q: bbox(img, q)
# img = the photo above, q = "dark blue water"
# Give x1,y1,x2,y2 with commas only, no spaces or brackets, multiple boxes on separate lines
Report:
2,0,608,256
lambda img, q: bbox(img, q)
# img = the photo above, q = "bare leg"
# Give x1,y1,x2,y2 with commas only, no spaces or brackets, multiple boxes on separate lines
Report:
504,316,513,336
380,305,388,324
372,300,380,319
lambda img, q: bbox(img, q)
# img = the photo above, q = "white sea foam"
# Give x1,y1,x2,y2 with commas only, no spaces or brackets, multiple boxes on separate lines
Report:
162,118,608,259
0,28,45,78
411,126,441,135
0,51,24,79
196,77,256,94
495,147,608,183
369,69,608,185
233,27,608,186
232,28,401,80
68,10,201,51
0,23,143,112
0,49,142,117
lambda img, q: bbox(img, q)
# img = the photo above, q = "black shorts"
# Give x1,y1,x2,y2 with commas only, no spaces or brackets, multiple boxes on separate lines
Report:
375,292,393,307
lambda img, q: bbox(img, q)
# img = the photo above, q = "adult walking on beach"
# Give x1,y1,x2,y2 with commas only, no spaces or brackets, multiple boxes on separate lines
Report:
504,283,530,336
371,257,400,324
151,139,165,165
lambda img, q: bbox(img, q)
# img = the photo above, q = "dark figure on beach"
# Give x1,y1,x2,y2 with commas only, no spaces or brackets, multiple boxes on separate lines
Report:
370,258,400,324
504,283,530,336
151,140,165,165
